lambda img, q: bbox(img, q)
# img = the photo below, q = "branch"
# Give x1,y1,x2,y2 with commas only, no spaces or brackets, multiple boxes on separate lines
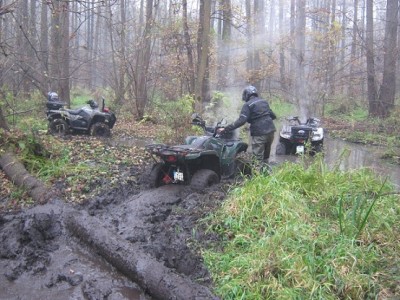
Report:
0,1,17,15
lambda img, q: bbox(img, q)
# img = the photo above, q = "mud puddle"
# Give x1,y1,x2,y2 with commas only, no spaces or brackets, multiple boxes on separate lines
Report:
0,169,224,300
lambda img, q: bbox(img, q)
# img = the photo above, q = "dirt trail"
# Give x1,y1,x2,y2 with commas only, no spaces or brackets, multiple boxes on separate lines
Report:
0,172,225,299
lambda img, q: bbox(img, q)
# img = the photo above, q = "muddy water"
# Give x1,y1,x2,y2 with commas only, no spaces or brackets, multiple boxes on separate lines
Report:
271,137,400,191
0,243,145,300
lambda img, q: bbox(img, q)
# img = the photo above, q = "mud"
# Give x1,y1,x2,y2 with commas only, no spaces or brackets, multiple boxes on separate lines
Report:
0,164,225,299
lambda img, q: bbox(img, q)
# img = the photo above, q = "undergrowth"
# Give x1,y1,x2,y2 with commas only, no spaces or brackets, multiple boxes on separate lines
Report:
202,156,400,299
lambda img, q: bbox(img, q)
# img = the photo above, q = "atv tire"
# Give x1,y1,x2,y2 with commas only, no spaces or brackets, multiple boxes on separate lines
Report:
149,162,168,188
191,169,219,191
48,118,69,135
276,142,287,155
91,122,111,137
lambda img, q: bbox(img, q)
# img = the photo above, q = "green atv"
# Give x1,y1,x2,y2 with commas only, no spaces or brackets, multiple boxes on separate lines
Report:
145,114,250,190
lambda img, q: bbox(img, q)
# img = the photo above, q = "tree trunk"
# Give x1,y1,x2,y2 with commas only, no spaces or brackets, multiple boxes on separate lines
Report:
0,105,9,130
217,0,232,89
182,0,195,95
378,0,398,117
40,0,49,93
49,0,70,106
252,0,265,89
245,0,253,73
349,0,359,100
135,0,154,119
366,0,378,116
0,152,53,204
59,0,70,106
65,211,218,300
279,0,286,92
195,0,211,111
295,0,307,117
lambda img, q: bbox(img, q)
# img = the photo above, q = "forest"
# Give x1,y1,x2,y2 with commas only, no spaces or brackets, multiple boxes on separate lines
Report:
0,1,400,299
0,0,399,125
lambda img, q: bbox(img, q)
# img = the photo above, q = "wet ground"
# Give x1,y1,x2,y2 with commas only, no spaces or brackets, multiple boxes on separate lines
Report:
0,161,225,299
1,136,399,300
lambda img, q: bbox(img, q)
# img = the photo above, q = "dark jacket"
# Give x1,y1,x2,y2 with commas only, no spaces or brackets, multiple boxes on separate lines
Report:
225,95,276,136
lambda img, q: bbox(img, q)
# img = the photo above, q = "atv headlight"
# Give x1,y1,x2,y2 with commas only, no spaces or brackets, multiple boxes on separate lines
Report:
311,128,324,141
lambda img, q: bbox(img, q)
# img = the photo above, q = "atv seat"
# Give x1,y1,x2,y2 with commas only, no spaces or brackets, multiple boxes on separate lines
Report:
66,108,84,115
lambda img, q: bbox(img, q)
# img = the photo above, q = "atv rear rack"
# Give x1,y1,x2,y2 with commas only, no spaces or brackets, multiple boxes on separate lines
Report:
145,144,202,156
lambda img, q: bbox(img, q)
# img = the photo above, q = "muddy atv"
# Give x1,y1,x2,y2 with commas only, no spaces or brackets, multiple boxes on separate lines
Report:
276,116,324,155
46,98,116,137
145,114,250,190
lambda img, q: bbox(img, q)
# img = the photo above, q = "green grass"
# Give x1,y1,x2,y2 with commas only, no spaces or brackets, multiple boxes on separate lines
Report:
269,97,296,118
202,157,399,299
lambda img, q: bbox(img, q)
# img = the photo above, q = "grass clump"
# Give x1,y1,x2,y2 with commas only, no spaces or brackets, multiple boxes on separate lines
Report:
202,157,399,299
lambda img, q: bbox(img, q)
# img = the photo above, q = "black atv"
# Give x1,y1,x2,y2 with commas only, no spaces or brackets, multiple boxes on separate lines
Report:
46,98,116,137
145,114,250,190
276,116,324,155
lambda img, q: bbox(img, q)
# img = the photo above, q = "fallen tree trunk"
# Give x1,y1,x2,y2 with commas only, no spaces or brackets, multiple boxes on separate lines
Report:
0,152,53,204
65,210,219,300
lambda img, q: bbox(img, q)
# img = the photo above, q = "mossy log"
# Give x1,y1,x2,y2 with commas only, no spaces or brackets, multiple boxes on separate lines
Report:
0,152,53,204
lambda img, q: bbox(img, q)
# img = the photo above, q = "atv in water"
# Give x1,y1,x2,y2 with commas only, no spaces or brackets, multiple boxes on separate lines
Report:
145,114,250,190
276,116,324,155
46,97,116,137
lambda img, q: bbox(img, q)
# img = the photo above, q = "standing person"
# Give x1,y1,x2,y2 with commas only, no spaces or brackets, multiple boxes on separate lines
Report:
219,85,277,162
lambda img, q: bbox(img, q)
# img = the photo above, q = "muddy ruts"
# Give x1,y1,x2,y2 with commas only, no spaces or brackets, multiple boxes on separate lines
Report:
65,211,218,300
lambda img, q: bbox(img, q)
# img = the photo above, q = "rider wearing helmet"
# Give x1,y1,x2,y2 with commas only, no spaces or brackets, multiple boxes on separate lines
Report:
220,85,276,162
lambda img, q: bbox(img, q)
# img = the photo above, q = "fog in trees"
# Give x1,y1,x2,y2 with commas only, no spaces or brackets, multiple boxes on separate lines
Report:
0,0,399,123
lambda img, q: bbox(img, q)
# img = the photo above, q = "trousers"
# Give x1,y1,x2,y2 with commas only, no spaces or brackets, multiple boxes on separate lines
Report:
251,132,275,161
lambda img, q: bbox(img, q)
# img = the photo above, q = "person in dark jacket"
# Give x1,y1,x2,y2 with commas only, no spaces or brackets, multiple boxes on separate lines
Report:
219,85,276,162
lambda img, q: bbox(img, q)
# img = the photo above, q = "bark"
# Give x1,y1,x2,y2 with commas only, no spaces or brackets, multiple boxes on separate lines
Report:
217,0,232,89
252,0,265,89
245,0,253,72
295,0,307,117
279,0,286,92
182,0,195,95
378,0,398,117
0,106,9,130
349,0,359,100
40,1,49,92
366,0,378,116
59,0,70,106
65,211,218,300
195,0,211,111
135,0,154,119
0,152,53,204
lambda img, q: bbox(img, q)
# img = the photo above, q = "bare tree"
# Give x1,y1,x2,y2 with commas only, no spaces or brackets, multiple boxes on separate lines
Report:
195,0,211,110
377,0,398,117
183,0,195,94
349,0,359,100
294,0,307,117
134,0,154,119
366,0,378,116
216,0,232,89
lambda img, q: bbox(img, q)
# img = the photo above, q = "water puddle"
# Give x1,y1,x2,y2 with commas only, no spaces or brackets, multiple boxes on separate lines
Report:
271,137,399,191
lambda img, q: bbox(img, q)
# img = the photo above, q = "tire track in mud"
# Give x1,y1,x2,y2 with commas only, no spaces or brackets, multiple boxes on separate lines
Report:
0,182,222,299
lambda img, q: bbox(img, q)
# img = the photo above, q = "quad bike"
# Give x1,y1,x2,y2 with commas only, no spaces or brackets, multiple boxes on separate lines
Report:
46,98,116,137
276,116,324,155
145,114,250,190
